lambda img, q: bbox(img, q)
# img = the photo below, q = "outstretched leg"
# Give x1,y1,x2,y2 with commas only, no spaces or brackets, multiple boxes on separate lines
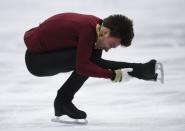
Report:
91,49,158,81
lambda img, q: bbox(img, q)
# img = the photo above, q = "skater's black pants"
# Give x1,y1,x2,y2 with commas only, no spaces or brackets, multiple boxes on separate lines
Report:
25,48,136,104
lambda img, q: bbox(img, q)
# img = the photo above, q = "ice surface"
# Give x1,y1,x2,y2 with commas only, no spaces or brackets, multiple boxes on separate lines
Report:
0,0,185,131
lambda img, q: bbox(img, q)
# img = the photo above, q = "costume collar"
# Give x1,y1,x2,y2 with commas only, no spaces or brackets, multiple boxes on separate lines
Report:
96,19,104,42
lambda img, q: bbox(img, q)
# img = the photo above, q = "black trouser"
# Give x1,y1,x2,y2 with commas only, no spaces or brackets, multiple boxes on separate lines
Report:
25,48,136,104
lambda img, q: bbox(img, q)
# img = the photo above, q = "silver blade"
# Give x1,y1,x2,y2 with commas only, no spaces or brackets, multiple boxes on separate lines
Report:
51,116,88,125
155,62,164,84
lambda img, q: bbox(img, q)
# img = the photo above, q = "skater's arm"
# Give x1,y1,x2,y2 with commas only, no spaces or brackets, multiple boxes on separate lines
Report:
76,26,115,80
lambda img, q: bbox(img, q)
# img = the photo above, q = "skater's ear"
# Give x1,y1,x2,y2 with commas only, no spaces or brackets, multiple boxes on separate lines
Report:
100,26,110,38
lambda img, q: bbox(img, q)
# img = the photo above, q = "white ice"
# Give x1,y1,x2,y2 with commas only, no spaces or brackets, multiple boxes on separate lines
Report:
0,0,185,131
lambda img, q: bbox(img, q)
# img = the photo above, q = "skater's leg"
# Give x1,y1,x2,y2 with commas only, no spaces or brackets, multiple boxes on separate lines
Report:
91,49,157,80
54,70,89,118
91,49,138,70
25,48,76,76
55,69,89,104
25,48,89,118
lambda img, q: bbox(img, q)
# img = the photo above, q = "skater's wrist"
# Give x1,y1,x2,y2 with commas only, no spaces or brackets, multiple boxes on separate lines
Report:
110,69,116,81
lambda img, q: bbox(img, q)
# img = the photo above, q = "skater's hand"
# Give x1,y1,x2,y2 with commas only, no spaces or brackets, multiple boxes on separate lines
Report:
121,68,133,82
110,68,133,83
110,69,122,83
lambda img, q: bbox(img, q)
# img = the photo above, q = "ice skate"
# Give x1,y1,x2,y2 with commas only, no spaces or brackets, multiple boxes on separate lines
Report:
51,101,87,124
155,62,164,84
51,116,88,125
128,59,164,83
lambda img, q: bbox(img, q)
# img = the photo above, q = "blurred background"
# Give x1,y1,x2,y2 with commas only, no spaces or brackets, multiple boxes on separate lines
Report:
0,0,185,131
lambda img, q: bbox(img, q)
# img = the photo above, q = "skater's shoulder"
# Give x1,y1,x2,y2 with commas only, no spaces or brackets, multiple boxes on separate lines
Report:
60,12,102,24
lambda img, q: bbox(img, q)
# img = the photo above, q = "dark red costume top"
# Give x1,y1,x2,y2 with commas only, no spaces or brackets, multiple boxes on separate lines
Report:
24,12,114,80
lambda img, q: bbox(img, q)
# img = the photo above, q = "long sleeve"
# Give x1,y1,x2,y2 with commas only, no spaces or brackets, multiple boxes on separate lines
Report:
75,25,114,80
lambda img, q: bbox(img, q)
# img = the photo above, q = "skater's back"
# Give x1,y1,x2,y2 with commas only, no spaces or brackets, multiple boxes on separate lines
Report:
24,12,101,54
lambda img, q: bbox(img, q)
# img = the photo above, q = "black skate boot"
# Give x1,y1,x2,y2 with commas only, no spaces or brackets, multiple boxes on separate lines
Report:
128,59,158,81
54,100,87,119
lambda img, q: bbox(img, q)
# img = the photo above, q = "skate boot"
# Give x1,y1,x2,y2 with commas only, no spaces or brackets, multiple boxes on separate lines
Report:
141,59,158,80
52,100,88,124
128,59,164,83
54,100,87,119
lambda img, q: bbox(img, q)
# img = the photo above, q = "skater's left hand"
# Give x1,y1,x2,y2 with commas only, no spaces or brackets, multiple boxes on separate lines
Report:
121,68,133,82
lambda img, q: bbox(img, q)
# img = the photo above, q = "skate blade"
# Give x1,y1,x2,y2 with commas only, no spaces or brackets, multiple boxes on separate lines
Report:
155,62,164,84
51,116,88,125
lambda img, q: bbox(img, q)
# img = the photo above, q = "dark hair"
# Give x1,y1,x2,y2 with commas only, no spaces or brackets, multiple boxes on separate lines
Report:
103,14,134,47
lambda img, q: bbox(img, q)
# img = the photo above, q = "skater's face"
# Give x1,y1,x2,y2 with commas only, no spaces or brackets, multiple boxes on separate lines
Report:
102,36,121,52
97,27,121,52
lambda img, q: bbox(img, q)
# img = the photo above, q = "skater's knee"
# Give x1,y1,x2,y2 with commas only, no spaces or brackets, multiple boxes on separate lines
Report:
27,69,52,77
